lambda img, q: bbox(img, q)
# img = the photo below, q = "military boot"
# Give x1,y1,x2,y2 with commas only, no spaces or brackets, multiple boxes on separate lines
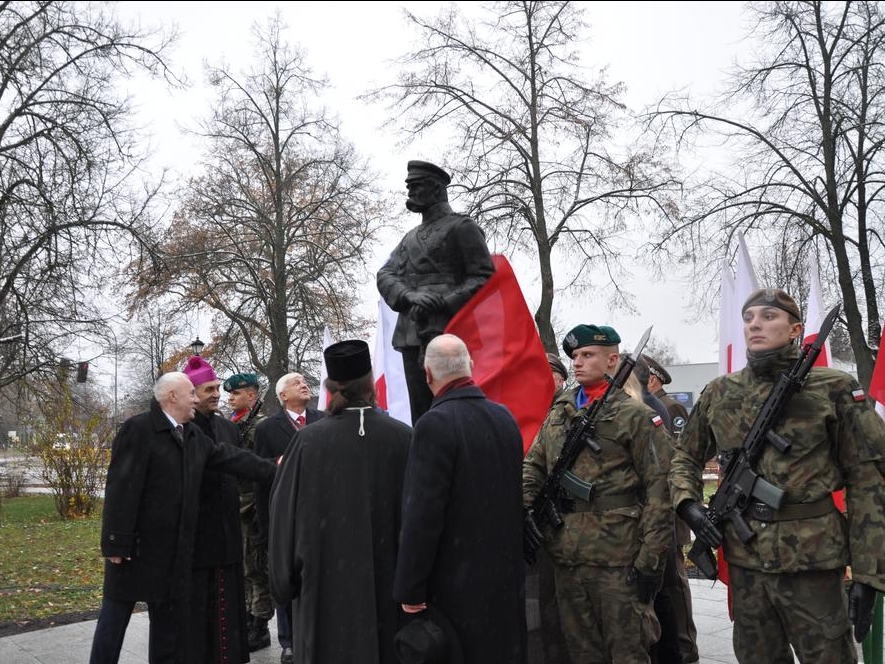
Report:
248,617,271,652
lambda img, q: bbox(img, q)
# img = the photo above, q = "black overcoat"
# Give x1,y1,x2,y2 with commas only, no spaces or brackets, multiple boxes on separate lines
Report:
254,407,323,538
393,385,527,664
192,411,244,567
99,399,275,603
268,408,412,664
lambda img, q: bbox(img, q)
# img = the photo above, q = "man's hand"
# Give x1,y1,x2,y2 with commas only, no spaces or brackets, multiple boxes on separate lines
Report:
106,556,130,564
627,566,663,603
401,602,427,614
523,507,544,565
849,581,877,642
677,500,722,549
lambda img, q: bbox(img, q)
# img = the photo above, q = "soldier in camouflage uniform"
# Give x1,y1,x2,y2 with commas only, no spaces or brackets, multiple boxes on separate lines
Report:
670,288,885,664
224,372,271,652
523,324,674,664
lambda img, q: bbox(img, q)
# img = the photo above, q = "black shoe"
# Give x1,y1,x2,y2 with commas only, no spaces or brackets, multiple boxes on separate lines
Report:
248,619,271,652
280,646,294,664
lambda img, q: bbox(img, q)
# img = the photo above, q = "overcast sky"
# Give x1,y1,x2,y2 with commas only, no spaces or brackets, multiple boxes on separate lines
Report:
116,1,751,366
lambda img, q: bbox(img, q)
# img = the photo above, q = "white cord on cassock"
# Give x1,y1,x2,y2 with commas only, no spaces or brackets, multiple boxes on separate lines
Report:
345,406,372,436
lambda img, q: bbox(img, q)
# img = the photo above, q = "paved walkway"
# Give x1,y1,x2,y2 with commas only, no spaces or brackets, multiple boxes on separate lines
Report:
0,579,869,663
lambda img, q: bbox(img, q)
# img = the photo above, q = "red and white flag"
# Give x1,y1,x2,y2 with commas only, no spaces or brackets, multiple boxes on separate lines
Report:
373,298,412,426
315,326,335,412
802,256,831,368
868,322,885,422
446,254,553,454
719,233,759,375
715,234,758,602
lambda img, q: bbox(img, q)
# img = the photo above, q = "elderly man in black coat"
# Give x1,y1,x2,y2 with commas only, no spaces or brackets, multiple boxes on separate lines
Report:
254,371,324,664
89,372,276,664
394,333,527,664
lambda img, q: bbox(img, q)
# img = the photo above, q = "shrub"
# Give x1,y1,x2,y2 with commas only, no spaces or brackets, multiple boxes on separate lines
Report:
29,386,113,520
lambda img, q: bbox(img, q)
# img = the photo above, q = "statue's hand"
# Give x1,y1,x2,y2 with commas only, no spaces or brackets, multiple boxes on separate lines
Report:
406,291,445,315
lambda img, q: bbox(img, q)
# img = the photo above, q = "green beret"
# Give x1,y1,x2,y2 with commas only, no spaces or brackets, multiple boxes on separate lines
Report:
562,324,621,357
223,372,260,392
741,288,801,321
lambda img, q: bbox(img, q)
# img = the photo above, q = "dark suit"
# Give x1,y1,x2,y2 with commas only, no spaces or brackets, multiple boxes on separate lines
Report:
253,407,323,650
89,399,275,664
394,384,527,664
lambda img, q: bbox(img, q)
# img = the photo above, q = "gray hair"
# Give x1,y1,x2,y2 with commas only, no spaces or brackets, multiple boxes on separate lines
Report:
154,372,189,403
275,372,304,404
424,334,471,382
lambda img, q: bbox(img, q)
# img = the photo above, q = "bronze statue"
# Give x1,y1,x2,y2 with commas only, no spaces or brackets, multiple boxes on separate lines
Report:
377,160,494,423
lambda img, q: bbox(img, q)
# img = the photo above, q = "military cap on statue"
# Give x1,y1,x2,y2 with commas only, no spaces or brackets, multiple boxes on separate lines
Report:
741,288,802,321
546,352,568,380
324,339,373,381
223,372,259,392
394,605,464,664
562,324,622,357
642,354,672,385
183,355,218,387
405,160,452,186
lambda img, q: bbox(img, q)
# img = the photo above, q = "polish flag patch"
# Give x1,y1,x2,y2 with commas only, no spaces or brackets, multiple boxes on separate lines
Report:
651,414,664,427
852,388,867,402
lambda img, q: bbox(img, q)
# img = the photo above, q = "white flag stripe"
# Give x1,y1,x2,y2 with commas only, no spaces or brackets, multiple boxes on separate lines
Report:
374,298,411,426
315,326,335,411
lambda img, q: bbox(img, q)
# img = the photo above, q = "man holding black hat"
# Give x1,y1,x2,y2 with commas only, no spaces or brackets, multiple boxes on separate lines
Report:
523,324,673,664
394,334,526,664
268,340,412,664
377,160,494,424
670,288,885,663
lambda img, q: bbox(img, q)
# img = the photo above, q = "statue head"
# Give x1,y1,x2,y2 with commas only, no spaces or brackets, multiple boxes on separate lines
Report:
405,160,450,212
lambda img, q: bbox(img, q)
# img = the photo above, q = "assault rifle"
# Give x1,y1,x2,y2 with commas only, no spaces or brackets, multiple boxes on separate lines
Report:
688,304,841,580
524,327,652,565
236,397,264,447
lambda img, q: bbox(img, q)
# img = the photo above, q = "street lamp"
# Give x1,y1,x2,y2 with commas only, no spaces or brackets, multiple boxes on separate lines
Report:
190,337,205,356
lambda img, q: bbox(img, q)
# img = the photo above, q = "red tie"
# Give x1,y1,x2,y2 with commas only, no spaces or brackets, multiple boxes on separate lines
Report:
296,414,306,428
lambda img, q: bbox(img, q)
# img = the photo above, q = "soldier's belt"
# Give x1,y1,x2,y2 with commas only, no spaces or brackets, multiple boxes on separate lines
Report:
558,492,639,514
407,273,455,286
746,495,836,522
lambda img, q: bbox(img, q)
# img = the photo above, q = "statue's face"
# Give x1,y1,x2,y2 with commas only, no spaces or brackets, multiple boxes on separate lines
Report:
405,178,440,212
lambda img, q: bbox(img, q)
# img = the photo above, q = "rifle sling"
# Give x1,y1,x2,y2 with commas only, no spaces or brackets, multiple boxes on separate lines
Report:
746,495,836,523
558,492,639,514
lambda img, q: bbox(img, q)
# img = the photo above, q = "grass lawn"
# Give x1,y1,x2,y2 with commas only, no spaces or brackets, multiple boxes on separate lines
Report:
0,494,104,634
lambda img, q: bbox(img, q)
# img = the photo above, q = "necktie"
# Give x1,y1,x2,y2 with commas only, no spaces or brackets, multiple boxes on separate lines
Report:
295,415,306,428
173,424,184,442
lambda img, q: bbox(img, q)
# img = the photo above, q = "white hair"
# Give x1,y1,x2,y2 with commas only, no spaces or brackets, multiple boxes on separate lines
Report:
424,334,471,382
154,372,189,403
275,372,304,404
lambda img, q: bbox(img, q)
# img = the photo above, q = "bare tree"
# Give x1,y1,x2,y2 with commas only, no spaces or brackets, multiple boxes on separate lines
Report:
649,0,885,387
130,15,387,408
368,1,680,351
0,2,174,387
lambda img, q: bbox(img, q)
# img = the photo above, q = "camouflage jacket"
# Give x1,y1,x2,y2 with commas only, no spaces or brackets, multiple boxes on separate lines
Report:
669,344,885,589
523,386,673,575
236,410,266,499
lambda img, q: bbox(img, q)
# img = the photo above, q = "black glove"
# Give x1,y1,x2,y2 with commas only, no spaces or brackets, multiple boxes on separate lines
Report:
849,581,877,642
627,566,663,604
523,507,544,565
677,500,722,549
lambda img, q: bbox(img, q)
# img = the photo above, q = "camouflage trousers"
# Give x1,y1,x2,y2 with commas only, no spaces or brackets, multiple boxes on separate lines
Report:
729,565,856,664
241,495,273,620
554,564,659,664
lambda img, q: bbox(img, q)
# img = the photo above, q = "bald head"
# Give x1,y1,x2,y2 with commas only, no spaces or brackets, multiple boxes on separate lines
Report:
424,334,472,395
154,372,197,424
